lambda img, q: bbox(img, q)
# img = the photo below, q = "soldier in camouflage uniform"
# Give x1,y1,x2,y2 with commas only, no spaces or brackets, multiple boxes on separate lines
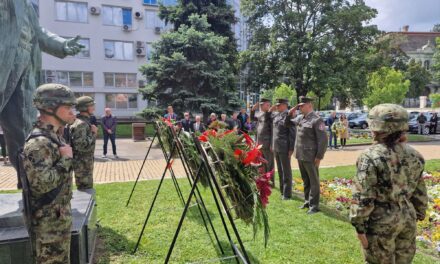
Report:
23,83,76,263
349,104,428,264
69,96,97,189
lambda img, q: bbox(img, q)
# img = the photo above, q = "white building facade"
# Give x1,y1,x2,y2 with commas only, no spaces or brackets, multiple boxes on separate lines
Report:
37,0,248,117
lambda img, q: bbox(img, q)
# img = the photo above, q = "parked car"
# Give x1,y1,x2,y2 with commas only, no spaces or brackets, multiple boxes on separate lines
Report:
349,113,368,129
408,112,440,134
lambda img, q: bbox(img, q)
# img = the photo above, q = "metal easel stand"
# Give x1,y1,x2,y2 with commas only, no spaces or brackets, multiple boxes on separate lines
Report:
126,121,185,207
164,135,251,264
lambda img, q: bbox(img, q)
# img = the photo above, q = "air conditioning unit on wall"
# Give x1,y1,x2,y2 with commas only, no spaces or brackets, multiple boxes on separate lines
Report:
134,11,143,19
122,24,132,32
90,6,100,15
136,47,146,57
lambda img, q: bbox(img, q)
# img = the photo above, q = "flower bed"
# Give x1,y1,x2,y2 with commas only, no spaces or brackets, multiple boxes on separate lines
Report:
294,172,440,255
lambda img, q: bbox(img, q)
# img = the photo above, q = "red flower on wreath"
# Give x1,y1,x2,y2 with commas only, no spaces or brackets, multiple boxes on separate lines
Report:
219,129,235,138
242,146,264,166
199,135,209,142
256,170,273,208
162,118,174,127
242,132,254,147
234,149,243,159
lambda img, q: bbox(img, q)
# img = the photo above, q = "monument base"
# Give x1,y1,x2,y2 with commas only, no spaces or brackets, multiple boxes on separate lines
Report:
0,190,97,264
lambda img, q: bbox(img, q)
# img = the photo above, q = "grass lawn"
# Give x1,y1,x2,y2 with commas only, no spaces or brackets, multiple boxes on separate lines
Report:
96,123,155,139
94,160,440,263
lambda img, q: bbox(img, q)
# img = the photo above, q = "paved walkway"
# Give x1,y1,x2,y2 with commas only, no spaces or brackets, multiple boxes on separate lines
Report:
1,139,440,190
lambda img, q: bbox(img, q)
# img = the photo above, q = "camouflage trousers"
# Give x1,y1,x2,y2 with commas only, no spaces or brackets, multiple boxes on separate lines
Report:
31,203,72,264
73,155,94,189
363,203,417,264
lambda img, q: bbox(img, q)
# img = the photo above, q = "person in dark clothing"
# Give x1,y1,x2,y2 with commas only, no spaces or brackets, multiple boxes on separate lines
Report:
237,108,249,132
206,113,217,127
417,113,427,135
89,114,98,126
192,115,205,133
430,113,438,134
326,111,338,149
101,108,118,158
180,112,192,132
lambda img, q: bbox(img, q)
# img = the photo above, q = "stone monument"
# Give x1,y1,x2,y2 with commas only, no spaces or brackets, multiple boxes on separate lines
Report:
0,0,83,187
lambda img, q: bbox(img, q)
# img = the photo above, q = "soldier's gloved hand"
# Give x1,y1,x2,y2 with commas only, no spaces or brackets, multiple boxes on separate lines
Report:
91,125,98,135
59,145,73,158
63,35,85,56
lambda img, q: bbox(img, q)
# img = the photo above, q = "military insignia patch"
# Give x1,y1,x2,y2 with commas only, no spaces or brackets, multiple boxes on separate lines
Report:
358,157,369,171
319,122,325,131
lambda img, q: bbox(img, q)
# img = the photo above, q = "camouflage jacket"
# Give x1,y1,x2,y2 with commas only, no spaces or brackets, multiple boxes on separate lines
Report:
70,114,96,154
350,143,428,234
23,122,73,209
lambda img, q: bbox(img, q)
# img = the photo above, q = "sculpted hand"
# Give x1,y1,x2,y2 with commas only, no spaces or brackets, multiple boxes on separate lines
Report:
64,35,85,56
59,145,73,158
357,233,368,249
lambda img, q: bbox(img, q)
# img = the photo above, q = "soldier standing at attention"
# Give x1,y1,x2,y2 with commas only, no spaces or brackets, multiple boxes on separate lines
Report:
350,104,428,264
271,98,296,199
251,98,274,185
289,96,327,214
23,84,76,263
69,96,98,189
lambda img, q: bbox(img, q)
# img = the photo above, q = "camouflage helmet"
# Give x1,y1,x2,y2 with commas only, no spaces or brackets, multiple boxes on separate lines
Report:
76,96,95,112
33,83,76,110
367,104,409,134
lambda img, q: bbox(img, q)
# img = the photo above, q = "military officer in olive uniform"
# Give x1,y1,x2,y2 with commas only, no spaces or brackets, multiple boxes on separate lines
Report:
251,98,274,184
69,96,98,189
271,98,296,199
289,96,327,214
23,84,76,263
350,104,427,264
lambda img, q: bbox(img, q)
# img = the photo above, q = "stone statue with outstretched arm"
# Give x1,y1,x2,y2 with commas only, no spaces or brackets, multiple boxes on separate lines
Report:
0,0,84,187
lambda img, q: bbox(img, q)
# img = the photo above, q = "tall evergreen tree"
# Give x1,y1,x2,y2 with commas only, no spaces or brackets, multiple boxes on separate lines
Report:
140,1,240,120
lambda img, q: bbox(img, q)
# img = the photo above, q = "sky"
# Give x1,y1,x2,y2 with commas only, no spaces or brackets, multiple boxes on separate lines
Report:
364,0,440,32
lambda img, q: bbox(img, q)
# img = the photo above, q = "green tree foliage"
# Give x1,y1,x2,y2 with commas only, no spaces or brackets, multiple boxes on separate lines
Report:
240,0,379,105
139,14,240,119
405,59,431,98
307,90,333,110
272,83,296,106
363,67,410,108
433,37,440,83
429,93,440,108
432,24,440,32
159,0,237,66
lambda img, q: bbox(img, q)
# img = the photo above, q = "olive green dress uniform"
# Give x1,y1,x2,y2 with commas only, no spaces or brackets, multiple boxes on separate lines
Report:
272,99,296,198
250,101,274,176
294,110,327,210
70,114,96,189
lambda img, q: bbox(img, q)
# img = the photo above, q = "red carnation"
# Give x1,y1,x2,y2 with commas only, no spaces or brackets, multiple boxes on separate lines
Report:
242,132,254,146
234,149,244,159
199,135,208,142
242,147,263,166
256,171,273,208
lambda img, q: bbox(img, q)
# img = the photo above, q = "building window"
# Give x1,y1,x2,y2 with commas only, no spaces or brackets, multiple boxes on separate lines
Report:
63,37,90,58
102,6,132,26
104,73,137,88
55,1,87,23
145,10,165,29
424,60,430,70
104,40,133,60
143,0,158,5
146,43,154,61
43,70,93,87
105,94,138,109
